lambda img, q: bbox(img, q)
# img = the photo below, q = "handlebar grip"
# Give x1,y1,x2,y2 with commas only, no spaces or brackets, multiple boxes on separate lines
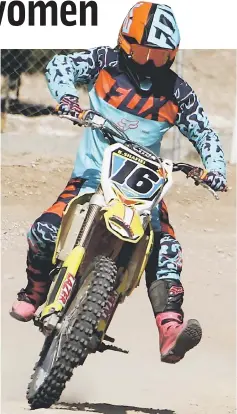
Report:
55,104,60,113
55,103,85,118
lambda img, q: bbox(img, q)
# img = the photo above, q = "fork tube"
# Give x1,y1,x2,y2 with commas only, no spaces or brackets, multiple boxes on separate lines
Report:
75,186,103,247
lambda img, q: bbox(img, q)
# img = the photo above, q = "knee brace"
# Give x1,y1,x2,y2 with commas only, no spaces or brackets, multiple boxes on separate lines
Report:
27,221,58,256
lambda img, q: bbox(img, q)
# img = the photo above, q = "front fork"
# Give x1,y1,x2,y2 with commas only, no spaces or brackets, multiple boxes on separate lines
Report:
75,186,104,247
37,187,105,332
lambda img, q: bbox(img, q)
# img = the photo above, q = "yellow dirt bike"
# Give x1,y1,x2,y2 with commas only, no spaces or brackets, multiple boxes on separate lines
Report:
27,110,219,409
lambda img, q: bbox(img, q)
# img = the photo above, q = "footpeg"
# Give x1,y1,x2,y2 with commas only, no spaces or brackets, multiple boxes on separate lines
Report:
98,342,129,354
103,334,115,343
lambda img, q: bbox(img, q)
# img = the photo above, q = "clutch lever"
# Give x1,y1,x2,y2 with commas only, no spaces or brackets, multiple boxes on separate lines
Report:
58,113,84,126
58,110,106,129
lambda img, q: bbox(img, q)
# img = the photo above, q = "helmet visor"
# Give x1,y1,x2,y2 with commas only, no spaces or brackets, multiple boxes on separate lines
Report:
130,44,177,67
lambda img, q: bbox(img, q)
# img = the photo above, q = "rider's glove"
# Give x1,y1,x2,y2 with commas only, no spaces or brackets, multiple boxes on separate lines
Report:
201,170,227,192
57,94,82,118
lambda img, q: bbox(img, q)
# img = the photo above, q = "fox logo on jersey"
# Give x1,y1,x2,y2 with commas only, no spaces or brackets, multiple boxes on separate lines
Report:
117,118,139,131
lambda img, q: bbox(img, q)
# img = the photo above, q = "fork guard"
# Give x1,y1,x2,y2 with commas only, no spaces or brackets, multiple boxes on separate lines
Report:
41,245,85,319
52,193,93,265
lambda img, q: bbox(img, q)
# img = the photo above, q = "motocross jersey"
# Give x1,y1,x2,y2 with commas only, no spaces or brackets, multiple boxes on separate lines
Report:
46,46,226,199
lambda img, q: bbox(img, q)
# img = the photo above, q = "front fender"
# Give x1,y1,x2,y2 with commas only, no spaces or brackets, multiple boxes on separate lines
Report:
103,200,144,243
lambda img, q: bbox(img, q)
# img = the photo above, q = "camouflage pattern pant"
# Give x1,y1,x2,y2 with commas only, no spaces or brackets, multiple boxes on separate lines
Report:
25,177,183,306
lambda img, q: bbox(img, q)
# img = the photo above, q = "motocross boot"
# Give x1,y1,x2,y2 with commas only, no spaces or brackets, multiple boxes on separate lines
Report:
10,243,53,323
148,279,202,363
10,276,51,322
10,289,38,322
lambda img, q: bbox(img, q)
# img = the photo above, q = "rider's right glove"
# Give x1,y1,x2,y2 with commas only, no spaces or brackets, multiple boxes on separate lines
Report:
56,94,82,118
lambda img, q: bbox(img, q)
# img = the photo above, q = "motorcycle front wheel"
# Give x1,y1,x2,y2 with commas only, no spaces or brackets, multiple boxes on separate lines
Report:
27,255,117,409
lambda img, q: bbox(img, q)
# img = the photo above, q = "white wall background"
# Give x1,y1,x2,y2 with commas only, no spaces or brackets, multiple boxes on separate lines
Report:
1,0,237,49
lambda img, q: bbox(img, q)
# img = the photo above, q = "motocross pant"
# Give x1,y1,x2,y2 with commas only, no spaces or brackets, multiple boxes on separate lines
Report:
25,177,182,307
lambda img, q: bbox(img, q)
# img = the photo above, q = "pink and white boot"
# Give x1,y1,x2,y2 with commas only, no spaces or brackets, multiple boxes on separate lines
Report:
10,289,38,322
156,311,202,363
148,279,202,364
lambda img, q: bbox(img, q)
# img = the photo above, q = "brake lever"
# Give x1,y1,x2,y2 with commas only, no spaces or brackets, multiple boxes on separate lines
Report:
191,175,220,200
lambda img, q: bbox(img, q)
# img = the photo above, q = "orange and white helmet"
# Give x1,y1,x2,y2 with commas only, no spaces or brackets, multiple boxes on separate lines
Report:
118,2,180,90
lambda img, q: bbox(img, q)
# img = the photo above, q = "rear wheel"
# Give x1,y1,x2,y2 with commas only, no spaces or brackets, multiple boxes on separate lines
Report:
27,256,117,409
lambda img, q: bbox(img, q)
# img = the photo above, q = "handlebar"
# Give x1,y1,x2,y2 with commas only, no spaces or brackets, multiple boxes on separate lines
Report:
172,163,220,200
60,109,129,140
58,110,225,201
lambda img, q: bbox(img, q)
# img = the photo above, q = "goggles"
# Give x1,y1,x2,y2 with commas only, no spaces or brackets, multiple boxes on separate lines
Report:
119,33,177,67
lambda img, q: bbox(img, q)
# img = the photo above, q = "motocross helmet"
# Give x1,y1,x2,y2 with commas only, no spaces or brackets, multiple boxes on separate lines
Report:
118,2,180,92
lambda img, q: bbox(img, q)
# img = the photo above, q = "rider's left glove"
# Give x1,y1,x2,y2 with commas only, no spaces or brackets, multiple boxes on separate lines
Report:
201,170,227,192
57,94,82,118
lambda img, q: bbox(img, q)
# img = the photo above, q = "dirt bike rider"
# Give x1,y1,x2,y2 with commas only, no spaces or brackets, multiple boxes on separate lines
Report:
10,2,227,364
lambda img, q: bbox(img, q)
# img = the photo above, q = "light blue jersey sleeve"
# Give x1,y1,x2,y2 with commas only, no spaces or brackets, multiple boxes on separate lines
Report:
45,46,118,102
174,78,226,177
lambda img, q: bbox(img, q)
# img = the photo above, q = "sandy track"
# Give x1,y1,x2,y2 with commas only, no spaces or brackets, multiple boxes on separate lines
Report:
1,162,236,414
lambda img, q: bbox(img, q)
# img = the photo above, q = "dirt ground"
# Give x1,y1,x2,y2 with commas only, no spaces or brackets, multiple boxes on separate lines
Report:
1,136,236,414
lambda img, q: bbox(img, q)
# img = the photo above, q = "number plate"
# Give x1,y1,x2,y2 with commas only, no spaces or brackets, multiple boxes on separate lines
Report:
109,146,165,201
